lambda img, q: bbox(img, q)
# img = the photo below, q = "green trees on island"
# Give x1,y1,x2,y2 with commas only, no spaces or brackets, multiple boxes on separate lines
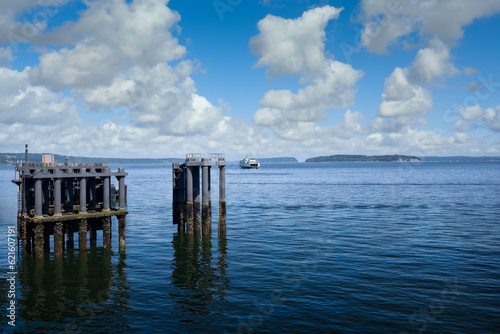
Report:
305,155,421,162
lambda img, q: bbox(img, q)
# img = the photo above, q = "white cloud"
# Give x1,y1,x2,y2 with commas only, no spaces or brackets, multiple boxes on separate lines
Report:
0,67,79,126
407,39,458,85
375,39,458,132
30,0,185,89
483,106,500,132
0,47,13,62
452,105,500,133
0,0,58,44
250,5,342,76
0,0,267,157
457,105,483,121
377,67,433,118
251,6,364,141
360,0,500,54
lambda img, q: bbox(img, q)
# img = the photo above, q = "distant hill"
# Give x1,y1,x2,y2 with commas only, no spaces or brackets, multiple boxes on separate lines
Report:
420,156,500,162
257,157,298,163
306,155,421,163
0,153,183,165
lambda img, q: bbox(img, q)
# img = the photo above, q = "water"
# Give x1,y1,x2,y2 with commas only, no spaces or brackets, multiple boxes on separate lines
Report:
1,162,499,333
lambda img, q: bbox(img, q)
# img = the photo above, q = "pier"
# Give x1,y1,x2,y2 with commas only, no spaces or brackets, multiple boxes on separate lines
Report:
12,146,128,257
172,154,226,236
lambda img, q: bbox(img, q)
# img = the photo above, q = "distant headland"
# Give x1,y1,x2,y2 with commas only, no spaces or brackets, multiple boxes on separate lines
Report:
2,152,500,165
305,155,421,163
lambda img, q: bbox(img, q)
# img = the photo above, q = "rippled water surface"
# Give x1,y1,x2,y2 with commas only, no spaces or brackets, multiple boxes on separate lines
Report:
1,162,499,333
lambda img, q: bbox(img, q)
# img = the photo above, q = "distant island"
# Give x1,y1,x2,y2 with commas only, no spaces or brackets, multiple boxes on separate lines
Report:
0,152,299,165
305,155,422,163
0,153,184,165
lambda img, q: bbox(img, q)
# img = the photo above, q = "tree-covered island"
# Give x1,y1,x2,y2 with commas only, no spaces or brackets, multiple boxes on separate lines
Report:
305,155,421,162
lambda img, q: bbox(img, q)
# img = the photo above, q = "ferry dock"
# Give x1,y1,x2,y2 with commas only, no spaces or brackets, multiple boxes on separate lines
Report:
172,153,226,236
12,146,128,258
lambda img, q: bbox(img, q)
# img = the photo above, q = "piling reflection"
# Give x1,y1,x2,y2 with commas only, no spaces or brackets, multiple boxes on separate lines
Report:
170,234,230,316
18,247,130,332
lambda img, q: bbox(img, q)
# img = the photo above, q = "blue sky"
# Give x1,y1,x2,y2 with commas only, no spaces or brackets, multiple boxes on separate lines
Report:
1,0,500,160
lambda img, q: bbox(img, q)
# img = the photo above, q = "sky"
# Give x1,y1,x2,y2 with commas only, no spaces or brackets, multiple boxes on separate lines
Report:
1,0,500,161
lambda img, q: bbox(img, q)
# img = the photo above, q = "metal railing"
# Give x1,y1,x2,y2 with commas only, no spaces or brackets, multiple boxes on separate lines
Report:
17,162,109,167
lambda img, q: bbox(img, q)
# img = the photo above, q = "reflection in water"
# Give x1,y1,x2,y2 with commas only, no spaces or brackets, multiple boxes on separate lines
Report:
18,248,130,332
170,234,230,317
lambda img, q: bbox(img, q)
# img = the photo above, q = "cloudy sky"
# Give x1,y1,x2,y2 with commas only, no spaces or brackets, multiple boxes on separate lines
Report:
1,0,500,161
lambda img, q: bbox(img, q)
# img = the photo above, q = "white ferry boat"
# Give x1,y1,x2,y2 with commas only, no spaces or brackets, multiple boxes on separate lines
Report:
240,156,260,169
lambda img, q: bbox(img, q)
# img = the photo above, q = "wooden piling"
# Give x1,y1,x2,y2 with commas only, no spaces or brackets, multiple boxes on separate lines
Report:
103,216,111,249
118,215,126,252
12,160,128,257
173,154,226,237
54,222,63,256
186,167,194,234
79,219,87,253
193,166,201,233
202,158,211,236
33,223,44,258
219,165,226,235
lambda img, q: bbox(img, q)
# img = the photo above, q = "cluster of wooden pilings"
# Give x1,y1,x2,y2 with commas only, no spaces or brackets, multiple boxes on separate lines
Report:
172,154,226,236
12,159,128,258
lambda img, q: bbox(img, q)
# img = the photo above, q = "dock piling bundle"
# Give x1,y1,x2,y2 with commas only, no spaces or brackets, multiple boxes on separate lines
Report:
12,146,128,257
173,154,226,236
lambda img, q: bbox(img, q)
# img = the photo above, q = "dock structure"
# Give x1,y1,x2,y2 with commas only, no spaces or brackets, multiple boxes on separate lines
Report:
12,146,128,258
173,153,226,236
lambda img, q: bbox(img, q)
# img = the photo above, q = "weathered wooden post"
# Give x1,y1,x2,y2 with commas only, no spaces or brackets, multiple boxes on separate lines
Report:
193,166,201,233
33,223,44,258
118,215,126,252
79,219,87,252
219,164,226,234
103,216,111,249
54,222,63,256
172,163,185,233
185,166,194,234
201,158,211,236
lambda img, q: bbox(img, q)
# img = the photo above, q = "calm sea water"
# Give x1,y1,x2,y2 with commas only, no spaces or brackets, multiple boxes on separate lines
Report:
0,162,499,333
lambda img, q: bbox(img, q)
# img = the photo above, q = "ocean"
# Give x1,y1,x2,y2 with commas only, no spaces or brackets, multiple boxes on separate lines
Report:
0,162,499,333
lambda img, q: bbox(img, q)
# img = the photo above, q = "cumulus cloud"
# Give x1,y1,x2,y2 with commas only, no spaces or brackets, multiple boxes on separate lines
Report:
30,0,185,89
0,0,58,44
407,39,458,85
374,39,458,132
360,0,500,54
250,5,342,76
452,105,500,133
483,106,500,132
251,6,364,140
0,67,79,126
0,0,266,157
361,0,500,138
377,67,433,121
0,66,82,153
